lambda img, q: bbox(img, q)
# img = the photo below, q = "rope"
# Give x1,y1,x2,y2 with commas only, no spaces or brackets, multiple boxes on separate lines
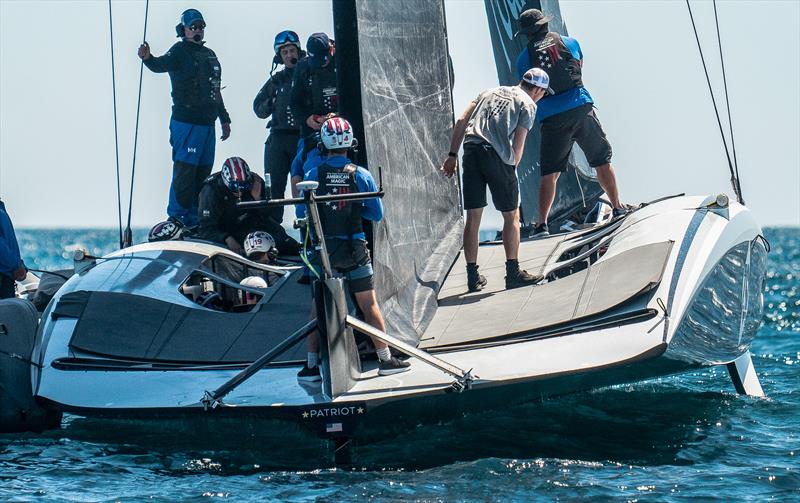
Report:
122,0,150,248
107,0,124,249
685,0,743,205
713,0,744,204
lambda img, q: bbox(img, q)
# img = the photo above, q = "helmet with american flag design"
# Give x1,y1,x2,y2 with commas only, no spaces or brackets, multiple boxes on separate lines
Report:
220,157,253,192
320,117,357,150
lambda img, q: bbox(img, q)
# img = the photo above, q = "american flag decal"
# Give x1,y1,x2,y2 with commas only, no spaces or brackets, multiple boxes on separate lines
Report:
326,422,343,433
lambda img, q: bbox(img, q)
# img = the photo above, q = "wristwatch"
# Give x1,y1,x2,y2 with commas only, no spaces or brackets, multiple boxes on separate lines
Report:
448,151,458,158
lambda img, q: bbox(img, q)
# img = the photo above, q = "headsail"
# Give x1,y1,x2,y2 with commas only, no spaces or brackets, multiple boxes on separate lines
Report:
333,0,463,345
483,0,604,228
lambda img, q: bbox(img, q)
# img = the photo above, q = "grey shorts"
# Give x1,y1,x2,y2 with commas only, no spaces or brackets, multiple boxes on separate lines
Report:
311,238,374,293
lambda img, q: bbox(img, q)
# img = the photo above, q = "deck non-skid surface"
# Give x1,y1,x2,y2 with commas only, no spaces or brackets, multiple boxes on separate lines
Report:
419,236,673,349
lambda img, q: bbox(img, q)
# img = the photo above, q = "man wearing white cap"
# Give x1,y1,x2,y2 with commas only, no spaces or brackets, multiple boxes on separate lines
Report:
442,69,551,292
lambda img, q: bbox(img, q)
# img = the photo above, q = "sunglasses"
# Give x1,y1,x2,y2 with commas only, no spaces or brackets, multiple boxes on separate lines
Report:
275,30,299,45
189,23,205,31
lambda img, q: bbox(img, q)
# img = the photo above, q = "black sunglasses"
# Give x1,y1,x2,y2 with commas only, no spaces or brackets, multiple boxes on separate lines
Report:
189,23,205,31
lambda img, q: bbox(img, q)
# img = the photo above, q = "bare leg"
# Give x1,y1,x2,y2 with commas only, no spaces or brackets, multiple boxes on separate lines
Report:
354,289,388,350
594,163,622,208
501,208,520,260
538,172,560,225
463,208,484,264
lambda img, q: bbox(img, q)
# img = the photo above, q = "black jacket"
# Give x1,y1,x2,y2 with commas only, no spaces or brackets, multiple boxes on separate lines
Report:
290,55,338,138
144,40,231,126
197,172,292,249
253,67,299,133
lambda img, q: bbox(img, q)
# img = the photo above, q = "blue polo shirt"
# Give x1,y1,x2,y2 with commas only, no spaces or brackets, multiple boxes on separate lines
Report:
516,36,594,122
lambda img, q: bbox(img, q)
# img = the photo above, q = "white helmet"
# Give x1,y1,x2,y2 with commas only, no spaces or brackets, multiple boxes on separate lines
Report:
244,231,277,258
320,117,357,150
240,276,268,289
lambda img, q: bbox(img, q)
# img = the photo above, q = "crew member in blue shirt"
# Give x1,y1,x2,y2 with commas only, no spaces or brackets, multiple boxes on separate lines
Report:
296,117,410,381
138,8,231,228
0,199,27,299
515,9,626,236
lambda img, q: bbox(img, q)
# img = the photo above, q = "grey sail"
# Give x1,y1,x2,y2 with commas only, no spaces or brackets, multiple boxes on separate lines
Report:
483,0,604,227
333,0,463,346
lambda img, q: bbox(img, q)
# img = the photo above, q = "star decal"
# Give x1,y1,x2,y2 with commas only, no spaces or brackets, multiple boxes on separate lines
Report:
357,407,364,414
302,411,309,418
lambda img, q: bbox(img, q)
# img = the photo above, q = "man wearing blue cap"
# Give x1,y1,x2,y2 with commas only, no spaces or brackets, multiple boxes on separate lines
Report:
289,32,339,197
137,8,231,228
253,30,304,223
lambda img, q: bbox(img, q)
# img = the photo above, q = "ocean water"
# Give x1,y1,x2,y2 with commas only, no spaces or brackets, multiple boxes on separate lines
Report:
2,228,798,501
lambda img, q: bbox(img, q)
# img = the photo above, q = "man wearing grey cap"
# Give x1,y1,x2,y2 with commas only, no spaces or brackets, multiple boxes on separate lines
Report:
442,69,550,292
515,8,626,237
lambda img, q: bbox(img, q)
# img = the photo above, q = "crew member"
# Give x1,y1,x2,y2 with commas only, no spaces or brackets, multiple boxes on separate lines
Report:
296,117,410,381
138,8,231,228
515,8,626,237
0,199,26,299
197,157,300,256
253,30,303,223
442,69,550,292
244,231,279,265
290,32,338,196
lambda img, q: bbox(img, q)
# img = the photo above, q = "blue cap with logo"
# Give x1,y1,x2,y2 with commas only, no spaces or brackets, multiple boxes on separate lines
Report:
180,9,205,28
306,33,331,68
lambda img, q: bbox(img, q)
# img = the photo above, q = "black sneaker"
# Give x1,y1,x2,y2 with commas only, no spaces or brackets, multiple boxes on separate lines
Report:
505,269,543,290
378,356,411,376
532,223,550,237
297,365,321,382
467,266,487,292
612,206,631,219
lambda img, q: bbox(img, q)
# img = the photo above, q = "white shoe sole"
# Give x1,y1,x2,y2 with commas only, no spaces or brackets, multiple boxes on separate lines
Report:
378,366,411,376
297,375,321,382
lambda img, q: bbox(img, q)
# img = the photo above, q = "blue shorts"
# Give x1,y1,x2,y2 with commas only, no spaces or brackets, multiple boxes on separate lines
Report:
170,119,216,166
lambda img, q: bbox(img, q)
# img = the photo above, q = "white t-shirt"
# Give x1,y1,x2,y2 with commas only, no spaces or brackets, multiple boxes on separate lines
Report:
464,85,537,165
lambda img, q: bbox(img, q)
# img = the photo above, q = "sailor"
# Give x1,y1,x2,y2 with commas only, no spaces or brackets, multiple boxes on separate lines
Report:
289,32,339,195
137,8,231,228
197,157,300,256
244,231,279,265
296,117,410,381
239,276,268,305
0,199,26,299
442,69,550,292
515,8,626,237
253,30,304,223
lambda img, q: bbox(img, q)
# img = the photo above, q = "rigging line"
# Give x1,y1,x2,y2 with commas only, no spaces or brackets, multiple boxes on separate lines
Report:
108,0,124,249
713,0,744,204
123,0,150,248
685,0,742,204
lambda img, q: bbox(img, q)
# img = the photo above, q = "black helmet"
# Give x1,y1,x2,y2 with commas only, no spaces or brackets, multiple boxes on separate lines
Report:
148,219,184,242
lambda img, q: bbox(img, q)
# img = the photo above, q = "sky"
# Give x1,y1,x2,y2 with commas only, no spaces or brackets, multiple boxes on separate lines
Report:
1,0,798,229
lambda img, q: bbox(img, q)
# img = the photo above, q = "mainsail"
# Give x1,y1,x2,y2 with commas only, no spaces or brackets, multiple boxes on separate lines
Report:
333,0,463,345
483,0,604,227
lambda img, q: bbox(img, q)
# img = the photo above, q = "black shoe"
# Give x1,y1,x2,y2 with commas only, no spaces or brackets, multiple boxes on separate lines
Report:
467,266,487,292
505,269,543,290
378,356,411,376
532,223,550,237
612,206,631,219
297,365,321,382
519,224,535,239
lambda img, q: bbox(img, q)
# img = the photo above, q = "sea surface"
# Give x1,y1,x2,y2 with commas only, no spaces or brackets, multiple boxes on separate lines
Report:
2,228,798,501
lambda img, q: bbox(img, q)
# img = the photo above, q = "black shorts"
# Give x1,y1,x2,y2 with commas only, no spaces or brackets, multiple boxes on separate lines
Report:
311,238,374,293
540,104,613,176
461,142,519,212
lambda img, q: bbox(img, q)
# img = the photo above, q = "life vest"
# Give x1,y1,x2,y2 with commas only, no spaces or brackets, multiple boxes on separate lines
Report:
307,57,338,117
317,162,362,238
171,42,223,110
526,32,583,95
